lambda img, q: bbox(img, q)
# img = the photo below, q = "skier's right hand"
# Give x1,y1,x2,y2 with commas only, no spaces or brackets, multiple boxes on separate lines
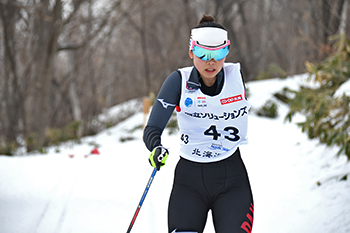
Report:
148,146,169,171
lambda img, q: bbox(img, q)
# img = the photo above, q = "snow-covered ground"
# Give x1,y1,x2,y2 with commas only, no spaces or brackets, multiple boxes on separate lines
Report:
0,74,349,233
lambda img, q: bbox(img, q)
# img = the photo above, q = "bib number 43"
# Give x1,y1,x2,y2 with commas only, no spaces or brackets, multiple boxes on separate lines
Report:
204,125,240,142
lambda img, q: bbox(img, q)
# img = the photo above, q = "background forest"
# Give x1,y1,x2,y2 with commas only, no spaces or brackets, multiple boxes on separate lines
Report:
0,0,349,154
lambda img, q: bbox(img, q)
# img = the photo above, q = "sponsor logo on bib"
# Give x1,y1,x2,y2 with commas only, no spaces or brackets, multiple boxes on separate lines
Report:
197,97,207,107
220,95,243,105
184,97,193,107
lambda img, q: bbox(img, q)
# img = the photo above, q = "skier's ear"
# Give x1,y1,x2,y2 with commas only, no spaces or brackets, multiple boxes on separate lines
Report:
189,50,193,59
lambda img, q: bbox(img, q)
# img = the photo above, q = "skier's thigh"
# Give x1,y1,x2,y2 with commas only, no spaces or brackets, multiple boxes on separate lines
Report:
211,188,253,233
168,184,208,233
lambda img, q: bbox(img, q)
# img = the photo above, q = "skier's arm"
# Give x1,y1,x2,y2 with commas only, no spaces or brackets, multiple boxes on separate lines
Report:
143,71,181,151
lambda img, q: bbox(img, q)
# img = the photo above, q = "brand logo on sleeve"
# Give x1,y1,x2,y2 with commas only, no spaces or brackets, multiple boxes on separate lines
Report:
220,95,243,105
158,99,176,109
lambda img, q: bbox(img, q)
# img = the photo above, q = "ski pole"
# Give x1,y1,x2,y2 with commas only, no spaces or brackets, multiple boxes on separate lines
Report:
126,167,157,233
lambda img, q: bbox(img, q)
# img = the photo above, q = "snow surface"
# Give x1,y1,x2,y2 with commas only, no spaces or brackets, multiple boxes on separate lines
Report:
1,75,350,233
335,79,350,98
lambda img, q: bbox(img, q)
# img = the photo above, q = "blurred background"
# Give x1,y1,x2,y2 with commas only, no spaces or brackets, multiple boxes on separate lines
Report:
0,0,349,154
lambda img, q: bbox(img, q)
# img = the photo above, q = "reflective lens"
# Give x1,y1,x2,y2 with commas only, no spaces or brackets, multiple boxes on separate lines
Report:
191,40,230,61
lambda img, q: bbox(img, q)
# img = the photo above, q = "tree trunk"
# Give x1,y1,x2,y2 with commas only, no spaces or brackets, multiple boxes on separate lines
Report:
140,1,151,96
27,0,63,151
0,2,22,150
338,0,348,34
259,0,272,72
332,0,345,35
67,49,83,137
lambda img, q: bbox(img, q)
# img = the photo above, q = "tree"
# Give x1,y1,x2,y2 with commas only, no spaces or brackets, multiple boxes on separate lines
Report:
285,34,350,160
0,0,24,154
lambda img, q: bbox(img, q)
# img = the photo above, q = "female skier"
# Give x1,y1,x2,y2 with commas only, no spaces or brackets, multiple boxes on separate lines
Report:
143,15,254,233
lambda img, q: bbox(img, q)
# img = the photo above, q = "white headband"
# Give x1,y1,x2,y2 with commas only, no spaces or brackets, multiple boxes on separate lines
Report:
190,27,228,47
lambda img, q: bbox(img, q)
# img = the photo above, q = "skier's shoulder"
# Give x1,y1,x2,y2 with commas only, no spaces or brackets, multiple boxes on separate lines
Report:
165,70,182,84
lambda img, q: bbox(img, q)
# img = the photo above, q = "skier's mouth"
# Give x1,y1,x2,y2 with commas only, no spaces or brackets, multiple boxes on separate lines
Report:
205,68,216,73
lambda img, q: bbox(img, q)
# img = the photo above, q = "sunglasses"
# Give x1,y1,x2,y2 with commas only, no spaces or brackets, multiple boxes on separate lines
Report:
190,40,230,61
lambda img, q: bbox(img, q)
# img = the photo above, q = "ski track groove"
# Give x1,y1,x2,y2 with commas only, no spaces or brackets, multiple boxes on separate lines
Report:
31,159,84,233
28,167,66,233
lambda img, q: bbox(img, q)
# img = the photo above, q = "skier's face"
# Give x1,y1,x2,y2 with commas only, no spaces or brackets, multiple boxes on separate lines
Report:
189,50,226,86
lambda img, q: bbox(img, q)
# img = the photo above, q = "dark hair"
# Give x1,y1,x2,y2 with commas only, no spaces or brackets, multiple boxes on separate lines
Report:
194,14,227,31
